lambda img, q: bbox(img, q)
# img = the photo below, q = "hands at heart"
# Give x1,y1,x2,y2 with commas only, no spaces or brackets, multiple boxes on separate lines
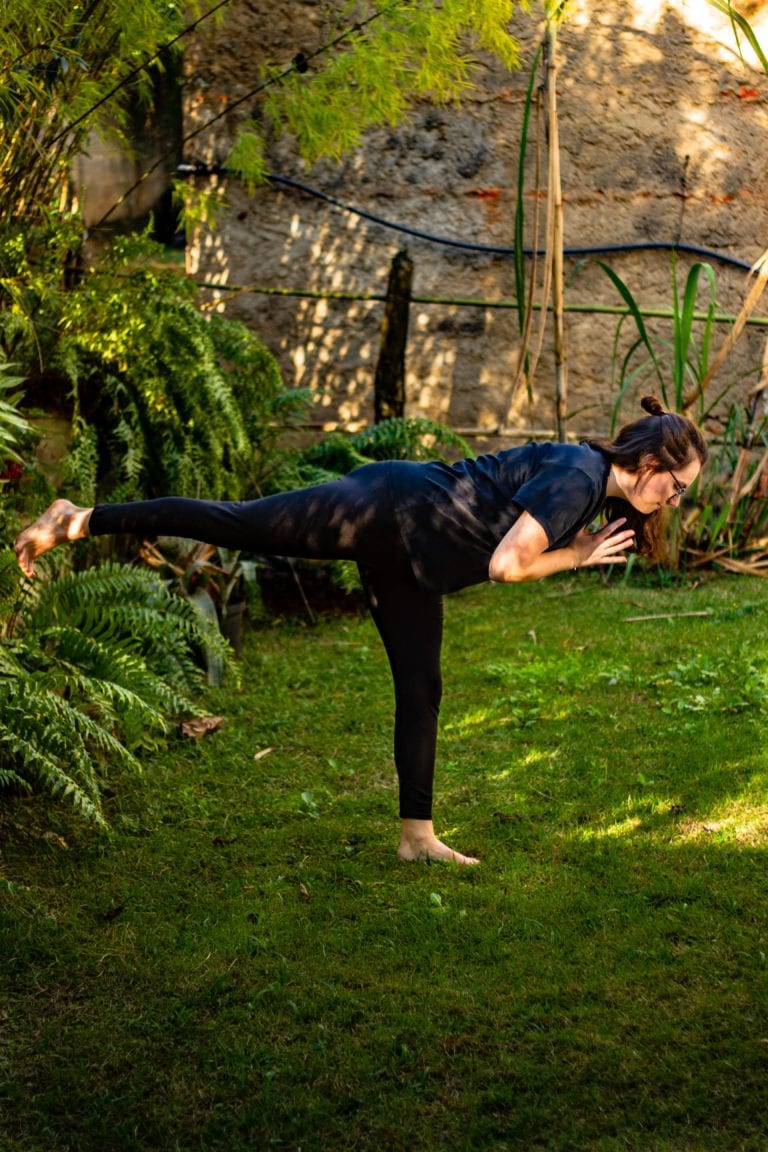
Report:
573,518,635,568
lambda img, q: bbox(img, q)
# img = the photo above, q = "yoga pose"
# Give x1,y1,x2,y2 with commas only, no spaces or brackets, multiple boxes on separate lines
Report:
14,395,707,864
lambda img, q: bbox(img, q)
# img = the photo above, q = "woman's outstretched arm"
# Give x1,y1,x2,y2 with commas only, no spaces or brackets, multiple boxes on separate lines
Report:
488,511,635,583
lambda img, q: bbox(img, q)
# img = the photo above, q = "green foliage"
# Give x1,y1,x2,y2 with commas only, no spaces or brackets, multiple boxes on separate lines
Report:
226,125,269,193
2,0,527,231
0,225,296,503
297,417,470,481
708,0,768,73
598,258,768,567
140,536,261,684
0,0,188,226
345,416,470,462
0,549,232,825
0,361,29,465
681,398,768,562
60,233,247,500
600,258,717,422
230,0,523,180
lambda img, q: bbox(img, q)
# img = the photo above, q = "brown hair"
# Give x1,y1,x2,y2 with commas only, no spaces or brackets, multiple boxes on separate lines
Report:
587,396,708,560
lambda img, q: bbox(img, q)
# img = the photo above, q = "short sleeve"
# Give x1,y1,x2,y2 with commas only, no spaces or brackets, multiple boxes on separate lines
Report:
511,467,599,548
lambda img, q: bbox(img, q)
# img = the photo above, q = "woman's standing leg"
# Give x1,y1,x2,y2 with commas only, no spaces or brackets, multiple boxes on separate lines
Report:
358,559,478,865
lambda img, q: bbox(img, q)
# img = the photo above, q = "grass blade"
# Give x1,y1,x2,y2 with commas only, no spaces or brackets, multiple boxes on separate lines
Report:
598,262,666,393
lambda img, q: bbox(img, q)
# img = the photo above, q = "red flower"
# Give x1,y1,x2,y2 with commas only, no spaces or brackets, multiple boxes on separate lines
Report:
0,460,23,482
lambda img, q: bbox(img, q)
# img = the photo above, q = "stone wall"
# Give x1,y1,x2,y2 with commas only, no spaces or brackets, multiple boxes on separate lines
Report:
182,0,768,447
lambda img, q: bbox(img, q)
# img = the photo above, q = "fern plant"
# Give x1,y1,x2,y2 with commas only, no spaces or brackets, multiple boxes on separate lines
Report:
0,549,233,826
56,232,283,502
1,225,300,506
296,416,470,481
0,362,29,467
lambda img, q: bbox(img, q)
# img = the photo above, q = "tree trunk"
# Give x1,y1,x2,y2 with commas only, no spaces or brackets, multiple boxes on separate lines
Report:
374,248,413,422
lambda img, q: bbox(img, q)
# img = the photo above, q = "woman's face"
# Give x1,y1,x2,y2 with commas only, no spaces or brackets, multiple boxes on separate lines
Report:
624,455,703,515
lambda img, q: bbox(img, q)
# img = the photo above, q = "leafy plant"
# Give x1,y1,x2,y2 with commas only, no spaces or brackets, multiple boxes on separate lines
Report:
0,549,233,825
708,0,768,73
598,257,768,569
60,232,287,501
682,394,768,570
0,0,187,228
139,536,260,681
0,226,300,505
227,0,522,177
600,258,717,425
0,361,29,466
296,417,470,483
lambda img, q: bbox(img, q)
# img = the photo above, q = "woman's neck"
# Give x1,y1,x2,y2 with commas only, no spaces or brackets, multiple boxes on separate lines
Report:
606,464,629,501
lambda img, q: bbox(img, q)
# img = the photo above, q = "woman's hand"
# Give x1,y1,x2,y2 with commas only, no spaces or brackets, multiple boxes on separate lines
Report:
572,518,635,568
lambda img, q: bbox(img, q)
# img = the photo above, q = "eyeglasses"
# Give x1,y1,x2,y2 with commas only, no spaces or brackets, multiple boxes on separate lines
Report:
668,469,687,500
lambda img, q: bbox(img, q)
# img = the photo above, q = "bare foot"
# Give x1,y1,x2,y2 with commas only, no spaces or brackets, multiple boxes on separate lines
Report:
13,499,93,578
398,818,480,865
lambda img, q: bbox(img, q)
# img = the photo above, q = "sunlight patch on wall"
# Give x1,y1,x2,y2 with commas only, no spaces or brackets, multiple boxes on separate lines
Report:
568,0,768,69
412,344,457,414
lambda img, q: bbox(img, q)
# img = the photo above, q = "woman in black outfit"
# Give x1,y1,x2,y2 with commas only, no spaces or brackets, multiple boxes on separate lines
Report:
14,396,707,864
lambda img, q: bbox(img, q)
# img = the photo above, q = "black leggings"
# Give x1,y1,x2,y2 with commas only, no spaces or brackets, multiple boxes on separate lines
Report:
89,463,443,820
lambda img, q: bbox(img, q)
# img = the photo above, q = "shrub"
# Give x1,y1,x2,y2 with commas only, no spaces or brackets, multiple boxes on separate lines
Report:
0,550,233,825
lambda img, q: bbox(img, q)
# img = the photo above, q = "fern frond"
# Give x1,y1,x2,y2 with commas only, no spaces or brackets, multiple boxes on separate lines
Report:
1,559,229,825
349,417,470,462
0,548,21,605
0,767,30,792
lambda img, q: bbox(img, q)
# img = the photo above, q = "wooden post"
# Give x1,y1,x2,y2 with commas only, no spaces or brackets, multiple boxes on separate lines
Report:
374,248,413,422
544,19,567,443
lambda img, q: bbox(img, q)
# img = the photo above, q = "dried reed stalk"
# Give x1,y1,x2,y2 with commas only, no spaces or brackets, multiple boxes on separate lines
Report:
682,250,768,411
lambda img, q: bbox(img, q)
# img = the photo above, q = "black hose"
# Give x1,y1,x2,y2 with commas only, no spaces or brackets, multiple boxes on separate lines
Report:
176,163,755,272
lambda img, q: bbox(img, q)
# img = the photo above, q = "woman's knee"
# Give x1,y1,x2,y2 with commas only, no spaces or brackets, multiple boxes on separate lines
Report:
395,668,442,716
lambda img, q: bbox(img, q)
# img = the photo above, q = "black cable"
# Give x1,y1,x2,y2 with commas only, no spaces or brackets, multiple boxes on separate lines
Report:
94,2,403,228
177,163,755,272
48,0,238,150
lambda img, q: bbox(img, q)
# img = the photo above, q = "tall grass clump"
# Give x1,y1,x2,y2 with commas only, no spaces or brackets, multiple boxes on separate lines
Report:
600,257,767,571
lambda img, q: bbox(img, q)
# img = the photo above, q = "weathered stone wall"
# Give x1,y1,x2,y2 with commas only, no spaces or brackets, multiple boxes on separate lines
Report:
183,0,768,446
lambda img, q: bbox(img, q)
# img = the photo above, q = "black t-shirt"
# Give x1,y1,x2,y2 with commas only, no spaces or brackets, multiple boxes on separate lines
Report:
388,441,610,593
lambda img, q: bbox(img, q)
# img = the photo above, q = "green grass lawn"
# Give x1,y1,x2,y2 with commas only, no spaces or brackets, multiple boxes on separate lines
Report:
2,572,767,1151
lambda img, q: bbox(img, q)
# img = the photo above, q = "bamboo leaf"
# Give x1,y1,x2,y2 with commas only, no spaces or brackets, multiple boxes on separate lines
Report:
514,45,542,338
597,262,666,392
707,0,768,74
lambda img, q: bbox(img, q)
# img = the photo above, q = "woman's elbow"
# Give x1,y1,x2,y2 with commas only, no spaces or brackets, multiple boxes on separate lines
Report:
488,555,528,583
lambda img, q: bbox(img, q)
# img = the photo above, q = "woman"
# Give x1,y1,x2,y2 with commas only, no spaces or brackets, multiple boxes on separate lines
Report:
14,396,707,864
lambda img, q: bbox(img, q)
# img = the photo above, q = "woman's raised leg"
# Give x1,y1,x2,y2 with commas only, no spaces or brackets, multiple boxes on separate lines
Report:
13,465,396,578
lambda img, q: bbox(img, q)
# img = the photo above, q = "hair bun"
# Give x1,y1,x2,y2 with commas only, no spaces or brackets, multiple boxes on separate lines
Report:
640,395,666,417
